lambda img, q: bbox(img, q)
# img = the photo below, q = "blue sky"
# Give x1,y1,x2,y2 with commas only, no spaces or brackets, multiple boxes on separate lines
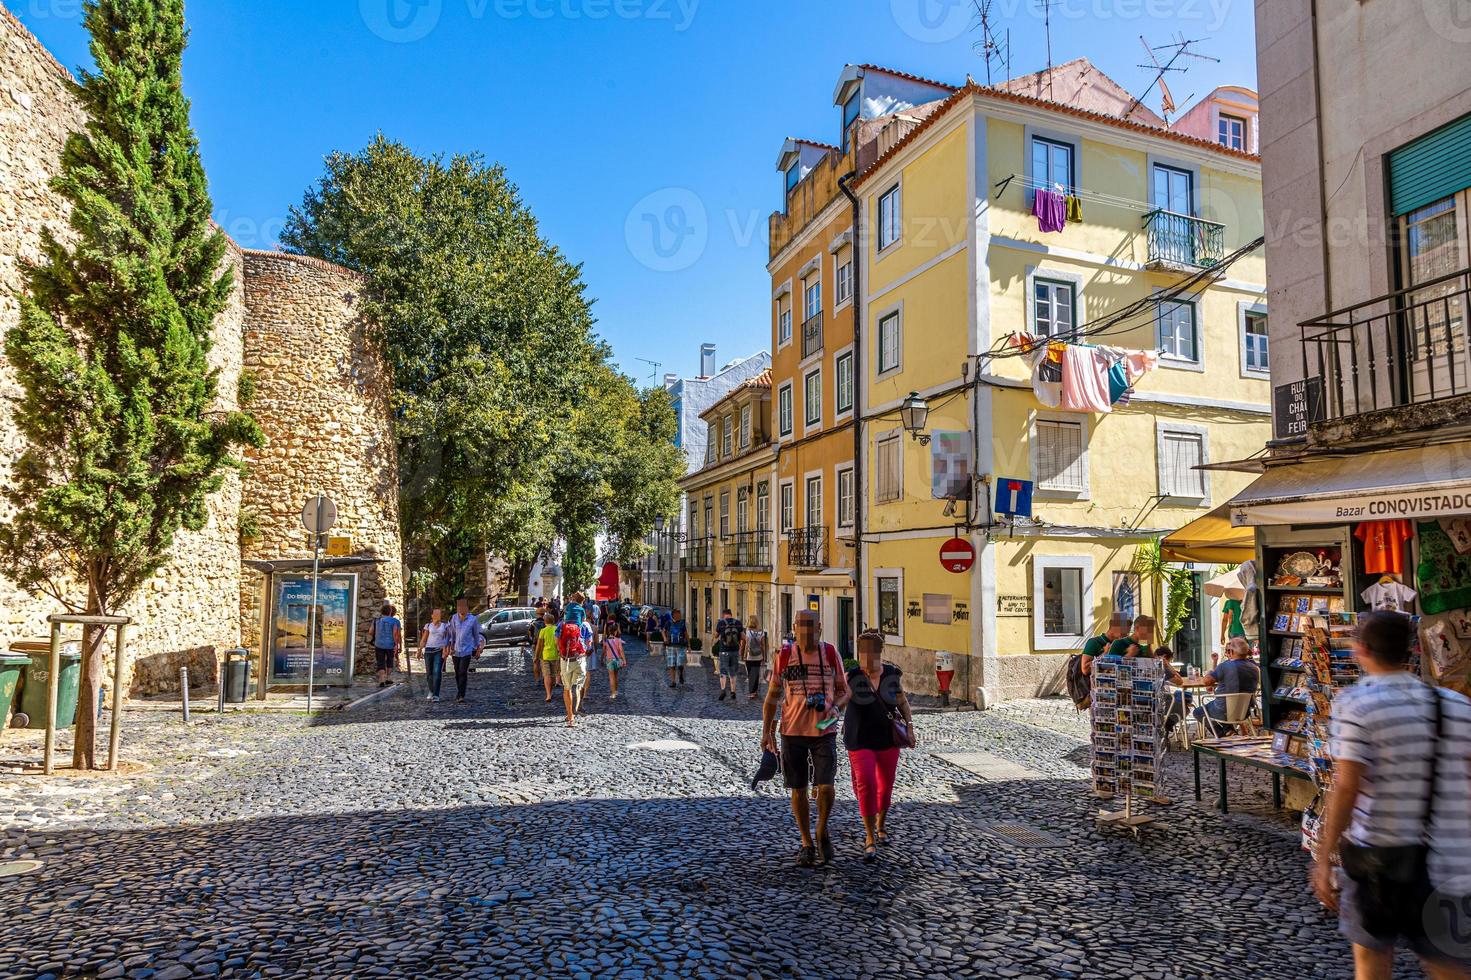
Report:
14,0,1256,382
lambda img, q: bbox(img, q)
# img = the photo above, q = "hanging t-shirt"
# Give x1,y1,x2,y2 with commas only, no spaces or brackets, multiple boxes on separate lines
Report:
1362,580,1418,613
1355,519,1414,576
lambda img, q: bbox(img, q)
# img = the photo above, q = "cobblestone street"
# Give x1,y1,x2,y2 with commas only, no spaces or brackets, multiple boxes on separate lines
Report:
1,643,1369,979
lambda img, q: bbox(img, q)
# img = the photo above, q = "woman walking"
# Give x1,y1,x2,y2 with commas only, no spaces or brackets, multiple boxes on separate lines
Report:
419,607,449,702
372,603,403,689
843,630,914,863
604,621,627,701
743,616,768,701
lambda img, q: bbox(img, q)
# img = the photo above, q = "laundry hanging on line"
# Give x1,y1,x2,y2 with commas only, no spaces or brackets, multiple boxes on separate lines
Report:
1031,188,1083,233
1012,333,1158,414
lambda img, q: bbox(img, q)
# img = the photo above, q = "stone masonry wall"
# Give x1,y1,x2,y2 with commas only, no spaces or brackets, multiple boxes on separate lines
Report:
239,251,403,677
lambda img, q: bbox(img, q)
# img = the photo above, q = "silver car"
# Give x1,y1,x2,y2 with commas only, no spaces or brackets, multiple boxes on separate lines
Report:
478,607,538,647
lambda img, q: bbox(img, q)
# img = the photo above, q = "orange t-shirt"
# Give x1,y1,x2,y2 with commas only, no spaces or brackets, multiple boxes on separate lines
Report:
1355,519,1414,575
775,643,848,738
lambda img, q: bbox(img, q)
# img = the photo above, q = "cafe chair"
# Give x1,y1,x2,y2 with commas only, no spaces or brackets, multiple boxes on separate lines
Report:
1197,692,1259,739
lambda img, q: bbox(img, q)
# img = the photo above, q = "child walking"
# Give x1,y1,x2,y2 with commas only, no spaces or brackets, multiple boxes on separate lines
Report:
604,621,627,701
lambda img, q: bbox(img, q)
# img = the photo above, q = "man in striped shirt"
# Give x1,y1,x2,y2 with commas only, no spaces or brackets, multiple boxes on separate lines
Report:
1318,611,1471,979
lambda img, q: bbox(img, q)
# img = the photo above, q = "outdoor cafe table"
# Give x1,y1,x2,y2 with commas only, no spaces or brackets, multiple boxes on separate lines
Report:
1192,735,1314,813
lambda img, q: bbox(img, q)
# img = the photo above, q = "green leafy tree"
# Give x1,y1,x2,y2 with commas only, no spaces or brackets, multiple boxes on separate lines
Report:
0,0,261,768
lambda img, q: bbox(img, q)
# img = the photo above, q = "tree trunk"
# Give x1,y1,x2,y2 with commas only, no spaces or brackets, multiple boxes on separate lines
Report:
72,579,108,771
511,559,534,602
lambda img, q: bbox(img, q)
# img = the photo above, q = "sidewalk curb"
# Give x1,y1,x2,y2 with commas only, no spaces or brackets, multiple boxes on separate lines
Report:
340,682,406,713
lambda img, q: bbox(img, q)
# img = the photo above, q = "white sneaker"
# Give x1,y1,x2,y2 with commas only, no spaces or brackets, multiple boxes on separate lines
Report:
426,694,435,702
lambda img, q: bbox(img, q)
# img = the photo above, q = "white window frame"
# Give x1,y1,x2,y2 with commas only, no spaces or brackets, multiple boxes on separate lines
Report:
1218,113,1247,151
836,465,855,529
739,404,753,449
1147,154,1201,218
777,382,794,438
1030,412,1090,499
834,251,854,310
877,182,902,253
875,302,902,377
719,491,731,539
1156,421,1212,505
833,345,855,419
803,367,822,432
1024,125,1081,201
1032,555,1094,652
1155,295,1204,372
757,481,771,532
1237,299,1270,379
873,567,904,645
1025,265,1084,340
803,276,822,321
805,472,823,530
874,430,903,504
736,486,750,534
721,414,733,457
779,480,795,536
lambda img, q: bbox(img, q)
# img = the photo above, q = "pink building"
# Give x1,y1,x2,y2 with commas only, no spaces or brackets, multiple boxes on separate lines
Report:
1170,85,1260,155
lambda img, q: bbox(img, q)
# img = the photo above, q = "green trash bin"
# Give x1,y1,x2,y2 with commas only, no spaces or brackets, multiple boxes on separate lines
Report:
14,640,83,730
0,654,29,727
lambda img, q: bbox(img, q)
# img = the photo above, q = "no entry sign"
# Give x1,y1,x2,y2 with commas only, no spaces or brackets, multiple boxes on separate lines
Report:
940,537,975,573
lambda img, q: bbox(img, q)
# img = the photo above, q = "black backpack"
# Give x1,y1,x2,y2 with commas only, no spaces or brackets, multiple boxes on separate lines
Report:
1065,652,1092,710
719,619,743,650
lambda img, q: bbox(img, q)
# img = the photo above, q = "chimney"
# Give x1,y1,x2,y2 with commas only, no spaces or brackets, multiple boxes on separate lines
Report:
699,343,717,378
663,373,679,388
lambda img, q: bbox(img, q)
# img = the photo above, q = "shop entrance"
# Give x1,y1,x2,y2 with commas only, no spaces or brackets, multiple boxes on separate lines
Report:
1172,571,1206,670
837,597,854,660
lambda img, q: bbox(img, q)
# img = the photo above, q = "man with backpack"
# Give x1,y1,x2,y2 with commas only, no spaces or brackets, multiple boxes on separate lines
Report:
557,605,591,726
1065,615,1126,710
744,615,769,701
714,608,745,701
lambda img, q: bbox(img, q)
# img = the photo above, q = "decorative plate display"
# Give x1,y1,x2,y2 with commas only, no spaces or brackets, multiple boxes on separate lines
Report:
1277,551,1320,580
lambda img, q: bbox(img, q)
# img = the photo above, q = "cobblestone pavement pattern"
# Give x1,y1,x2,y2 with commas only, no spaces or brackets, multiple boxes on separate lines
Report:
0,643,1401,979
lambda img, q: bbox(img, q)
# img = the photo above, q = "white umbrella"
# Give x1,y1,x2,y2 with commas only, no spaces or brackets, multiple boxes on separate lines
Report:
1203,567,1246,599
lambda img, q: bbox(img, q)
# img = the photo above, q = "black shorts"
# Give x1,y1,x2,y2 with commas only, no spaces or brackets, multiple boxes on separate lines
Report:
375,647,396,671
781,733,838,790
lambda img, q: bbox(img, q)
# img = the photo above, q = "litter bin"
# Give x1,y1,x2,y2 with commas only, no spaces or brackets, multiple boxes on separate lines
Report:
0,654,29,725
223,648,250,704
13,639,83,729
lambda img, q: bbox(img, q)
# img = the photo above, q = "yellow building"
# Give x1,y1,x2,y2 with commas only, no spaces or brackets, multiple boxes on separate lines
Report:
678,372,777,640
837,62,1271,702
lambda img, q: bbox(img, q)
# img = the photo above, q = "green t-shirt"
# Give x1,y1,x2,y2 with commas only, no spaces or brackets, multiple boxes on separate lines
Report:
1222,598,1245,638
1106,637,1151,659
1081,634,1110,659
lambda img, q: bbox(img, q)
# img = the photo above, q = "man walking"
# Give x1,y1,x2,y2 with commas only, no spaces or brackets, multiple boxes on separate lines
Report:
714,607,744,701
371,603,402,689
664,609,689,688
1314,611,1471,979
558,605,590,726
446,597,482,704
761,610,849,868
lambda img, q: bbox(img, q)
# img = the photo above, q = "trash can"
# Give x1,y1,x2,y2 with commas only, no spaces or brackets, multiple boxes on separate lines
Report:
223,648,250,704
0,654,29,726
14,640,83,729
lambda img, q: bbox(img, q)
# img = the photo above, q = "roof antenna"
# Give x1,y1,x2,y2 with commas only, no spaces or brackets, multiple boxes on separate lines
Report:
1037,0,1058,100
635,357,662,383
1128,33,1218,124
970,1,1010,87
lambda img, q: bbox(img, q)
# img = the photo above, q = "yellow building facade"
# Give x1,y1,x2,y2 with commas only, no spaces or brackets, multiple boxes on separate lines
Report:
679,374,777,641
850,74,1272,702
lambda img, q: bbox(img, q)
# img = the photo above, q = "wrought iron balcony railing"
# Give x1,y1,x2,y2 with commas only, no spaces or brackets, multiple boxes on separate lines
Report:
724,530,772,570
1143,209,1225,269
786,526,828,569
1301,267,1471,423
683,538,715,572
802,310,824,359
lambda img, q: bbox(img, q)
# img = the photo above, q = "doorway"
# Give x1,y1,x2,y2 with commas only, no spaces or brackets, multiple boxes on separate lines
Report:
1171,571,1206,671
837,597,854,660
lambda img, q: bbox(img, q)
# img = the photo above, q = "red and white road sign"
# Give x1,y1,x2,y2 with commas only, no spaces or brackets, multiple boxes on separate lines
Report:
939,537,975,573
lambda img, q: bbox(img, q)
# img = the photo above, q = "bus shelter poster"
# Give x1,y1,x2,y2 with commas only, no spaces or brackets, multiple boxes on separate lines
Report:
267,573,358,687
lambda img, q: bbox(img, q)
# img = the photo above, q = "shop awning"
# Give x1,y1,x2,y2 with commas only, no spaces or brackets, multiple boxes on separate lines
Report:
1161,504,1257,563
1227,444,1471,527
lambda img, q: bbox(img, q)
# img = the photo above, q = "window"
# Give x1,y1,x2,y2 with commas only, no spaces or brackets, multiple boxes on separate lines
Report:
835,350,855,415
1157,300,1199,363
1243,309,1269,375
778,383,793,437
719,491,731,539
1218,114,1246,151
1031,136,1075,193
835,255,853,306
1403,196,1464,287
1042,566,1084,637
721,415,733,457
780,482,794,533
785,162,800,194
805,476,822,529
1159,428,1208,500
804,277,822,320
756,482,770,531
877,575,901,639
778,300,792,347
739,404,752,448
736,487,750,533
704,498,713,540
689,502,700,540
878,184,901,251
1033,278,1075,338
837,467,855,528
875,432,902,503
842,91,860,151
877,311,901,374
705,434,715,465
1034,418,1086,493
804,369,821,427
1151,163,1194,215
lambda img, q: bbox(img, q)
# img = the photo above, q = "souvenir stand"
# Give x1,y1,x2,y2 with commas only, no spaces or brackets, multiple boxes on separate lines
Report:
1091,656,1168,833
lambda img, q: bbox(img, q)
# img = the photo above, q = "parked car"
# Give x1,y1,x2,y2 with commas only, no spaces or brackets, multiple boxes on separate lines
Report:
478,606,538,647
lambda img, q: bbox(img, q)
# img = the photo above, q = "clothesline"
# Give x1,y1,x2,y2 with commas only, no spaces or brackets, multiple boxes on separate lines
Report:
993,173,1157,215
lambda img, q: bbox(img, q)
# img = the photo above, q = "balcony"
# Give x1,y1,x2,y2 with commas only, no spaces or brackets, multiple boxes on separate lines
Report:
1300,268,1471,439
724,530,773,570
802,311,824,359
787,526,828,569
683,538,715,572
1143,209,1225,270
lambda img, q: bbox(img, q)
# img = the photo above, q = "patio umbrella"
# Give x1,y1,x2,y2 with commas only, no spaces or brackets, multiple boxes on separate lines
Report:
1203,566,1247,600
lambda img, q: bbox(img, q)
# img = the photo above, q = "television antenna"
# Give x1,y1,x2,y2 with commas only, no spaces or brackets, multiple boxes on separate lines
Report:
634,357,662,383
970,1,1012,86
1127,33,1218,124
1038,0,1059,100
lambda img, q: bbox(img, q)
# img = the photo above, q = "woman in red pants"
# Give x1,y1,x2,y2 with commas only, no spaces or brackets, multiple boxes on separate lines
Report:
843,630,915,863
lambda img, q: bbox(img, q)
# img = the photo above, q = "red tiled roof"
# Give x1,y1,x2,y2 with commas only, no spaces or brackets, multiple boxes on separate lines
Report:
700,370,772,419
855,64,959,95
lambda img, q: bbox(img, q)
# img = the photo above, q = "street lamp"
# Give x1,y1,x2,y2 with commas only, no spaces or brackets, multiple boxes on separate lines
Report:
654,515,666,532
900,391,931,445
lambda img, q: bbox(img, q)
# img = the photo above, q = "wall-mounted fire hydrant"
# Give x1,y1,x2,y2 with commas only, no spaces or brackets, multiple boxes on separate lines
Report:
935,651,955,707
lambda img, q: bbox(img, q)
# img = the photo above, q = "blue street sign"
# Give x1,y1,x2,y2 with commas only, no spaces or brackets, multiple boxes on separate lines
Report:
995,478,1034,518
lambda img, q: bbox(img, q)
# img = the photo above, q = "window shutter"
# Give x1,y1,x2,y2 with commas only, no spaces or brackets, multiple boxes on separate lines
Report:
1390,113,1471,216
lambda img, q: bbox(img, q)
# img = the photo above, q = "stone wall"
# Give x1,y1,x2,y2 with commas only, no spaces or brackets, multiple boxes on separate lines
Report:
0,6,401,697
238,251,403,677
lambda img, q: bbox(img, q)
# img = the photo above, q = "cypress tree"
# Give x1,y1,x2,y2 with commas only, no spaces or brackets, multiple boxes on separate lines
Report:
0,0,260,768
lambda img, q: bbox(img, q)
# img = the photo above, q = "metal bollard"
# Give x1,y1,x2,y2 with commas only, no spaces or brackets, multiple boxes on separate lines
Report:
218,662,227,715
179,666,191,725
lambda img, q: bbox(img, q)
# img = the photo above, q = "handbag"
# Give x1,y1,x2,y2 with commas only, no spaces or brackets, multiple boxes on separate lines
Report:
1338,689,1443,938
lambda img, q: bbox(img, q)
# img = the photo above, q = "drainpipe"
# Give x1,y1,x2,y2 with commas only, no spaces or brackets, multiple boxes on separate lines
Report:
839,171,864,633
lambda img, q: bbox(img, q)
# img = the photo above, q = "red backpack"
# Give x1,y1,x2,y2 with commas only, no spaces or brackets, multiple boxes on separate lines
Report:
557,622,587,659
